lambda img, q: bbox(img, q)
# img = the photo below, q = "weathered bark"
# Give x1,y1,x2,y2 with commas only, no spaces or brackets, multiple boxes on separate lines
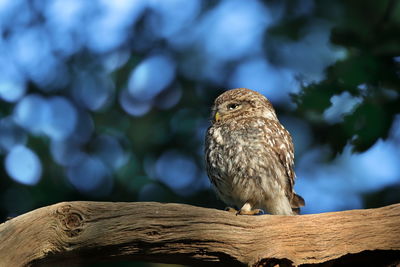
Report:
0,201,399,267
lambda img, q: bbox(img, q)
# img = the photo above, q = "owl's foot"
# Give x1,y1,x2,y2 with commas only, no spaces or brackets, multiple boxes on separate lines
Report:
224,207,238,213
236,209,264,216
235,203,265,216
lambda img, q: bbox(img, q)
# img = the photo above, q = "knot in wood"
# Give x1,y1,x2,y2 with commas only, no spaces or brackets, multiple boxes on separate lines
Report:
64,213,83,229
56,204,84,237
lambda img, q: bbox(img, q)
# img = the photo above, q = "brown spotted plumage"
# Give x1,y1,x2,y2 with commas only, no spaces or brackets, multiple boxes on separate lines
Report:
205,88,304,215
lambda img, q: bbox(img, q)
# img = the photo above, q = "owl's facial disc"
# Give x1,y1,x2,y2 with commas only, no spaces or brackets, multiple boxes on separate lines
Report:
214,101,246,123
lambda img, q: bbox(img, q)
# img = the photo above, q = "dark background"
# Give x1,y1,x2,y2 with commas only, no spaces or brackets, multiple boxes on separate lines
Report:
0,0,399,266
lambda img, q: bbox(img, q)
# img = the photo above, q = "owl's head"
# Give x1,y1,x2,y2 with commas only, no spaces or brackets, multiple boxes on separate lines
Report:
210,88,278,124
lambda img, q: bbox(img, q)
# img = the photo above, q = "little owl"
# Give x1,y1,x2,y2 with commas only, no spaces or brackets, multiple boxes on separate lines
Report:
205,88,304,215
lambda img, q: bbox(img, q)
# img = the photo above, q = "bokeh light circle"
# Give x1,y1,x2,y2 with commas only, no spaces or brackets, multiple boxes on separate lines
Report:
5,145,42,185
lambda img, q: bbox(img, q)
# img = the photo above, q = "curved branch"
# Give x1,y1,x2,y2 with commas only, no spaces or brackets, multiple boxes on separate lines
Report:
0,202,399,266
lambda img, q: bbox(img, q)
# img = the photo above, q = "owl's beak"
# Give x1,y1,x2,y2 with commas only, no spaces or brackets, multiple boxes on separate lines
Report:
215,112,221,122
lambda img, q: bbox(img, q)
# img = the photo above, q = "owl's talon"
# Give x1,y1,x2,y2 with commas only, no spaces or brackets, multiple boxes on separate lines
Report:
255,209,265,215
224,207,238,213
236,208,264,216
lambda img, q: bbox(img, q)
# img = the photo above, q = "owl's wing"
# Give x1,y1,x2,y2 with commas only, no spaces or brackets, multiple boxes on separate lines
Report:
266,120,305,211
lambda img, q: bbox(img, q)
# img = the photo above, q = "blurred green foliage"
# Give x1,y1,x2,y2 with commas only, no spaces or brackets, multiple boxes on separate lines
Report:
289,0,400,153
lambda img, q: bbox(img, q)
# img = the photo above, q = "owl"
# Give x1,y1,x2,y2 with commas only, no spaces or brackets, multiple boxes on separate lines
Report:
205,88,304,215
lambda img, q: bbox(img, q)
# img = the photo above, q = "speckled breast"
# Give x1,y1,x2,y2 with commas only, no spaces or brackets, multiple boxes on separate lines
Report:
205,119,272,207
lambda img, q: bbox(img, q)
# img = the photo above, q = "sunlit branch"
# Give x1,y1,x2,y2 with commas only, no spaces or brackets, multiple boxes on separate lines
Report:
0,201,399,267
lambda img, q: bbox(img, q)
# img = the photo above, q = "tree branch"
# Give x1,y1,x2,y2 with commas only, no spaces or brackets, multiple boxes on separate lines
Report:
1,201,399,267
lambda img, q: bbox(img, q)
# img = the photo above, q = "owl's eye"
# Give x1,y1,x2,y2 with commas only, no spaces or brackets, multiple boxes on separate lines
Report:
227,103,240,110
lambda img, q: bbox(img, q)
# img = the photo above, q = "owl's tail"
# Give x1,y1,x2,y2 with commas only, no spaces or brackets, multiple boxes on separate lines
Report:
291,193,305,215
